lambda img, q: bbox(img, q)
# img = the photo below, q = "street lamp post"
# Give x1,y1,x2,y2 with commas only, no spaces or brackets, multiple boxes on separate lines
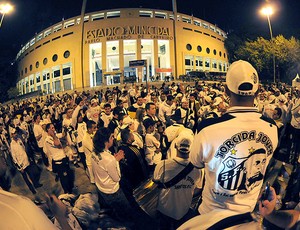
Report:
261,6,276,83
0,3,13,28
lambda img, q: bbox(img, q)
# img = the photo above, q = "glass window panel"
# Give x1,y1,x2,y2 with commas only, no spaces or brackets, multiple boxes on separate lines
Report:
158,40,171,81
205,58,210,70
36,73,41,84
54,80,61,92
62,63,72,78
63,67,71,75
124,40,137,81
195,56,203,71
63,78,72,91
106,41,119,72
158,40,170,68
90,43,102,87
142,40,154,80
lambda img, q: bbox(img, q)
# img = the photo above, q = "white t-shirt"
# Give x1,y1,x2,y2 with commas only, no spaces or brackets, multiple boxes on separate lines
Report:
145,133,161,165
91,150,120,194
158,102,176,122
153,157,200,220
10,138,30,171
62,117,72,128
178,209,261,230
82,132,93,166
44,135,66,161
191,106,278,215
100,113,113,128
76,122,87,152
33,123,44,148
0,189,56,230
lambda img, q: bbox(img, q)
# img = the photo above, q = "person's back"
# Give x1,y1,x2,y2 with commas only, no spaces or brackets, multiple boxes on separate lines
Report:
154,134,200,229
0,189,56,230
190,60,278,215
192,108,278,214
154,158,200,220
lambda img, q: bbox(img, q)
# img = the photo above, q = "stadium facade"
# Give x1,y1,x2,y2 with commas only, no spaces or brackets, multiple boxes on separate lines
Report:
16,8,229,95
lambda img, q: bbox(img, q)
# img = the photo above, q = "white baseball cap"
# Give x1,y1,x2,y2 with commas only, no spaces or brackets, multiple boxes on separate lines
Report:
175,132,193,154
226,60,259,96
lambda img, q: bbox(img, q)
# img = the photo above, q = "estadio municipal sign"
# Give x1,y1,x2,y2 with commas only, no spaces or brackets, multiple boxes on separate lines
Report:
86,25,173,43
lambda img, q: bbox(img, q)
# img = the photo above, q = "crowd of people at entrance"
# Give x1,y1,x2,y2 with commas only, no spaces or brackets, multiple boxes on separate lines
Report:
1,60,300,229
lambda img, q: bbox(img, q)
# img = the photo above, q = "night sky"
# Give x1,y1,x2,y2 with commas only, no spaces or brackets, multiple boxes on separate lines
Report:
1,0,300,63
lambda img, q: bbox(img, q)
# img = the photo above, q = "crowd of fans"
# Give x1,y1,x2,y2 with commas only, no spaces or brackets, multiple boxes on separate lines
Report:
0,76,300,229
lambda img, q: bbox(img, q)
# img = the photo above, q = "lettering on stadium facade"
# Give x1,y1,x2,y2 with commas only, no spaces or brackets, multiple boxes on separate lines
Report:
85,25,173,44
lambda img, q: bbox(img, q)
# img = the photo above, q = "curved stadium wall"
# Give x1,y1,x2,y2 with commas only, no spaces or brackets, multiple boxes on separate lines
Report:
16,8,229,95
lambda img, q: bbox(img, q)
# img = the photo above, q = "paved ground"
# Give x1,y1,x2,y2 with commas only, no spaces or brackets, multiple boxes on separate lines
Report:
8,161,157,230
10,162,97,201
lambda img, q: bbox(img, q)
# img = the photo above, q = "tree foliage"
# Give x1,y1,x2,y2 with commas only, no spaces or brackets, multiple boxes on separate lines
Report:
225,33,300,83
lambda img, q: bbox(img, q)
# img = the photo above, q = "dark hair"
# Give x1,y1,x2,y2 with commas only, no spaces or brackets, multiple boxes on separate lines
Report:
145,102,155,111
141,91,147,98
86,119,96,129
167,95,174,101
113,107,121,116
118,113,125,121
33,113,40,122
116,99,123,105
64,107,72,114
82,105,88,113
143,118,155,130
75,96,83,105
93,127,112,154
104,103,111,108
45,123,52,132
190,93,197,98
121,128,131,143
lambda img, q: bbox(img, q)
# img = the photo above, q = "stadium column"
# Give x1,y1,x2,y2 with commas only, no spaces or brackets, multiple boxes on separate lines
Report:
154,39,159,80
119,40,124,84
49,70,53,93
34,73,36,91
136,39,142,83
102,41,107,86
59,64,64,91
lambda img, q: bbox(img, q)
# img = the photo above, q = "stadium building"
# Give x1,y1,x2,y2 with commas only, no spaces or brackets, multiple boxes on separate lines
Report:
16,8,229,95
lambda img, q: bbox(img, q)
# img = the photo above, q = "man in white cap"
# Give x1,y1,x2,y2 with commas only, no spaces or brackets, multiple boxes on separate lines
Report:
190,60,278,215
153,133,201,229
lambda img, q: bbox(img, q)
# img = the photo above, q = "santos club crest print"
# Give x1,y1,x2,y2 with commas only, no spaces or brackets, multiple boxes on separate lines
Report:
218,148,266,192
